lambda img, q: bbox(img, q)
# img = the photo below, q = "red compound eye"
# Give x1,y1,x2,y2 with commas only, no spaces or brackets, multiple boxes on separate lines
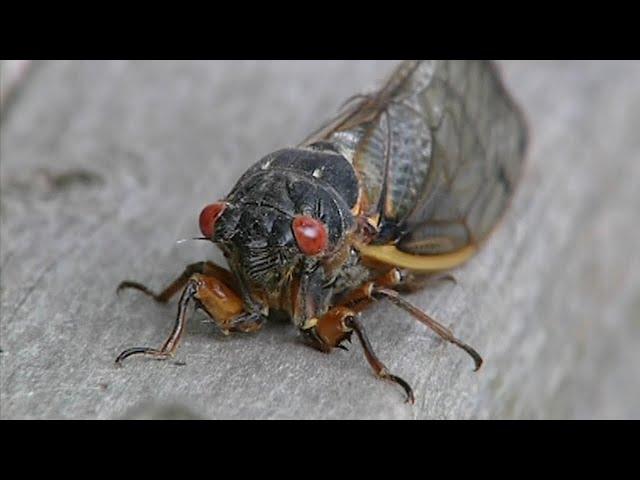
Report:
292,215,328,256
199,202,226,238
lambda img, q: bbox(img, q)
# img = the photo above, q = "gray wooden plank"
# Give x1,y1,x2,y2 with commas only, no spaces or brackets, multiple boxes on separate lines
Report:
1,60,639,419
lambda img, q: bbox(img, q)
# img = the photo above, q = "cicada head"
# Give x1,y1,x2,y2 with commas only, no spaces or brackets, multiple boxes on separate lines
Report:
198,147,359,320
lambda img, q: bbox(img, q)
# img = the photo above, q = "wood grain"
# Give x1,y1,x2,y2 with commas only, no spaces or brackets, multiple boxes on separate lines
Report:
1,61,639,419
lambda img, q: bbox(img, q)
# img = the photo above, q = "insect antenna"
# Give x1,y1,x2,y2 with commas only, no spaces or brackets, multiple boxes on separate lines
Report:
175,237,210,245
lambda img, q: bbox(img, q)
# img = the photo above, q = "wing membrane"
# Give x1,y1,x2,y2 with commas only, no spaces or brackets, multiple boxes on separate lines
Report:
302,60,528,256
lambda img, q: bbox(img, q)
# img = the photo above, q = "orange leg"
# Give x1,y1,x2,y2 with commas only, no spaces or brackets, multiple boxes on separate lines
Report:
115,263,263,364
303,269,415,403
303,268,482,403
303,302,415,404
373,287,482,371
117,261,237,304
338,268,482,370
302,269,401,351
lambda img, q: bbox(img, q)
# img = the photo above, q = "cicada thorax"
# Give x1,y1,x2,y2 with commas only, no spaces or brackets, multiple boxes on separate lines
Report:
209,144,376,326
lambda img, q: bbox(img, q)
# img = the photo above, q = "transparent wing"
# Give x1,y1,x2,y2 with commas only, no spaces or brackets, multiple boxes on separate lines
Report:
301,60,528,255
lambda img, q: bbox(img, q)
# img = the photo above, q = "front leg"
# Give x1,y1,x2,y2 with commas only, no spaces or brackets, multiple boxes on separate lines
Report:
117,261,237,304
300,267,481,403
302,305,415,404
116,266,264,364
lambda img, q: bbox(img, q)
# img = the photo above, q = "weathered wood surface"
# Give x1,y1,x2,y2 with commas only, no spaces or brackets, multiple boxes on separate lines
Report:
1,61,639,419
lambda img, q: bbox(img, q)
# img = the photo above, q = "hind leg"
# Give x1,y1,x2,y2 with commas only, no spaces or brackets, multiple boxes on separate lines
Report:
346,268,482,370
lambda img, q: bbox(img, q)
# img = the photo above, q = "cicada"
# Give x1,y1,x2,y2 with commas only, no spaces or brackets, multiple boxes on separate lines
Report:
116,61,528,403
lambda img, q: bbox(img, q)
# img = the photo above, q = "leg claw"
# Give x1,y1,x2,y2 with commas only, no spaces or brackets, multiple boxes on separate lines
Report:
115,347,172,365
